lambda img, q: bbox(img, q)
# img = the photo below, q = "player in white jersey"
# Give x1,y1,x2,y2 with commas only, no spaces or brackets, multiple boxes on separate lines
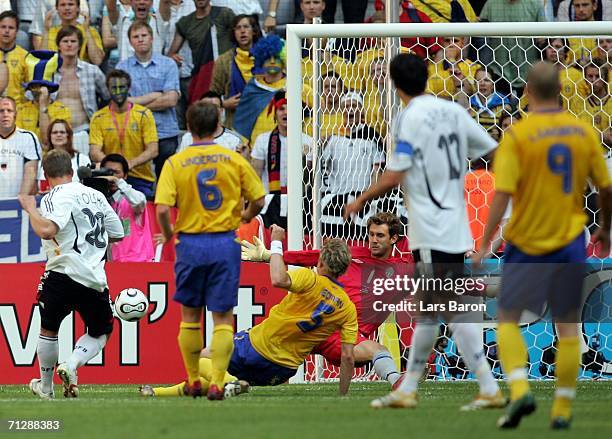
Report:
0,97,41,199
346,54,504,410
18,150,124,399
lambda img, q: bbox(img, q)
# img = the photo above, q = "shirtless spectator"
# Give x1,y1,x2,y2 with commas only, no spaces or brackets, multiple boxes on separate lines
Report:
41,0,105,66
53,25,109,155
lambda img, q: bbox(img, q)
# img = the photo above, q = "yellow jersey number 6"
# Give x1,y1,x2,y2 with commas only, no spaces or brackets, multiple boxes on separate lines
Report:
197,169,223,210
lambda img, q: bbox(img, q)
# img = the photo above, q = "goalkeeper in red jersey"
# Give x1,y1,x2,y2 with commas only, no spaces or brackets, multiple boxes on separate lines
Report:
245,211,505,409
243,212,408,387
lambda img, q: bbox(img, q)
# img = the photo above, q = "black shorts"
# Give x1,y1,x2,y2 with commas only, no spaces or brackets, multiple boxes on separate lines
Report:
411,249,480,319
37,271,114,337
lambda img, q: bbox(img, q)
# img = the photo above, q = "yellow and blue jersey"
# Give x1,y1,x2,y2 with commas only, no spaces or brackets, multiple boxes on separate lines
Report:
155,143,266,234
494,110,610,255
249,267,358,369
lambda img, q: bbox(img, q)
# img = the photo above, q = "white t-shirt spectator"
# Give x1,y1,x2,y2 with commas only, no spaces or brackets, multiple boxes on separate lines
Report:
117,7,167,62
321,124,385,195
0,128,41,199
179,127,245,153
37,152,91,184
251,130,312,193
164,0,195,79
212,0,262,15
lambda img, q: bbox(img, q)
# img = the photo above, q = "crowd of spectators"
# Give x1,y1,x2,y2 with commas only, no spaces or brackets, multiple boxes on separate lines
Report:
0,0,610,257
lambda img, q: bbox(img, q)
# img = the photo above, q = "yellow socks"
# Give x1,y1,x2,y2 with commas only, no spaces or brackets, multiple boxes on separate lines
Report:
199,357,237,383
210,324,234,388
552,337,579,419
178,322,203,385
153,378,209,397
497,322,530,401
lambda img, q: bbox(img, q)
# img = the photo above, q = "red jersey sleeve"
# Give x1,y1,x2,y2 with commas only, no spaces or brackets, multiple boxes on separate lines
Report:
283,250,320,267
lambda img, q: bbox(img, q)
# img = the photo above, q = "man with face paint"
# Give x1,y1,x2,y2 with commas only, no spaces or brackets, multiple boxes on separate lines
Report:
178,91,248,157
117,21,180,179
89,69,159,198
233,34,287,147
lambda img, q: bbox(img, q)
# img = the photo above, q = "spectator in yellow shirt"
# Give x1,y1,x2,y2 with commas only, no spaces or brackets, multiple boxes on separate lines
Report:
570,60,612,153
89,69,158,198
567,0,598,66
0,11,28,105
42,0,105,66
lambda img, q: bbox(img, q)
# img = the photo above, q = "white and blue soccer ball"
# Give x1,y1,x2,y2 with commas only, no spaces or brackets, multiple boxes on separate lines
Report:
114,288,149,322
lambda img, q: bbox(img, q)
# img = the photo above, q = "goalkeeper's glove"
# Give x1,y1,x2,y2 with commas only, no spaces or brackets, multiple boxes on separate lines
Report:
240,236,271,262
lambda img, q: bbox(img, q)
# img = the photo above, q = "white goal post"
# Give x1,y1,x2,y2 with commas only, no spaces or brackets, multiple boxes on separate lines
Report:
286,20,612,251
285,21,612,382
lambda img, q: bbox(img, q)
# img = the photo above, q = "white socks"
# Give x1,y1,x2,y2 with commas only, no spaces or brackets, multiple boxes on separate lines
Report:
449,322,499,396
397,322,438,394
66,334,108,372
372,350,401,385
37,335,58,394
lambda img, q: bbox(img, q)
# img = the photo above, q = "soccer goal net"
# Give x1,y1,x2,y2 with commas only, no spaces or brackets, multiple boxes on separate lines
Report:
285,21,612,382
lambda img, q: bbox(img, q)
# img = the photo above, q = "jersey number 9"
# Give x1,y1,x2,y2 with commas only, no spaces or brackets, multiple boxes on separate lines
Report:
547,144,572,193
197,168,223,210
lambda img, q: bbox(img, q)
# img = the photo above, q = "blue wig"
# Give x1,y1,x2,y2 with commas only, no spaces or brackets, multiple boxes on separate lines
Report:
250,34,286,75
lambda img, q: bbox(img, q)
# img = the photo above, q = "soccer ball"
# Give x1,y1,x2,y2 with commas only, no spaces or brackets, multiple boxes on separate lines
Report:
114,288,149,322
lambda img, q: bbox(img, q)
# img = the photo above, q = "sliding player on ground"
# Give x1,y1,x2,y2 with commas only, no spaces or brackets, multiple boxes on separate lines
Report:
472,62,612,430
243,212,406,387
142,226,358,397
155,102,265,400
345,54,504,410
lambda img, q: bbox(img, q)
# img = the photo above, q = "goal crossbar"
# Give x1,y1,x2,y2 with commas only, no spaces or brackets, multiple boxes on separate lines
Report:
286,21,612,251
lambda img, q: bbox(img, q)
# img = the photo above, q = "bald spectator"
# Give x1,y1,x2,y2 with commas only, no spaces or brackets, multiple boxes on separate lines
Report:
0,97,41,199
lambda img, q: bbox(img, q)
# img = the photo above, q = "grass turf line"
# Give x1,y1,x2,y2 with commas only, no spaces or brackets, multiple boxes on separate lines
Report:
1,381,611,439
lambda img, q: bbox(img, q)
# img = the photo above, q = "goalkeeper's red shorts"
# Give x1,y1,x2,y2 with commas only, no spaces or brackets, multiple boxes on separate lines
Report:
312,330,370,367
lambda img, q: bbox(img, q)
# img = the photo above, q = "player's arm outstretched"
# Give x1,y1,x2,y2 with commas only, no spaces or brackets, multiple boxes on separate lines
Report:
268,225,292,289
241,236,322,267
339,342,355,396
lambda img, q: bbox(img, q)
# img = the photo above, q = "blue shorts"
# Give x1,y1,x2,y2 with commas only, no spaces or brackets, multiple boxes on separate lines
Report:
228,331,297,386
499,232,586,320
174,232,240,312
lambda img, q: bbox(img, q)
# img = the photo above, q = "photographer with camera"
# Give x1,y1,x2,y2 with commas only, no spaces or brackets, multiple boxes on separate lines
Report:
96,153,154,262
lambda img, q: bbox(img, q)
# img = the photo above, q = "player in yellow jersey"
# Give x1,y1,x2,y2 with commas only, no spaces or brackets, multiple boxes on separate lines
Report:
155,102,266,400
141,226,358,397
472,62,612,430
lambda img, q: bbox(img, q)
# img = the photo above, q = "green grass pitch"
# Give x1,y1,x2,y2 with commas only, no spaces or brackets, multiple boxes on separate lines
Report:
1,381,611,438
